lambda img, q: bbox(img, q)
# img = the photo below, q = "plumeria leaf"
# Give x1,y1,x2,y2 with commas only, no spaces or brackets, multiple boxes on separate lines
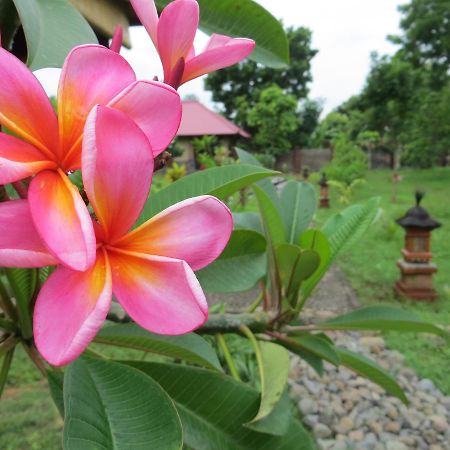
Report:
63,357,182,450
126,361,315,449
196,229,267,293
235,148,280,210
320,305,447,336
336,348,408,404
253,184,285,246
47,369,64,417
278,334,340,367
155,0,289,68
136,164,277,224
299,229,331,301
247,341,290,429
280,181,316,244
95,323,222,371
232,211,263,234
245,389,292,436
4,268,37,339
12,0,98,70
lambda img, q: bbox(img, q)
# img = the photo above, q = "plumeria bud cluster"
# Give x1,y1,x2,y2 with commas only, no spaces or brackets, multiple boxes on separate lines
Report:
0,0,254,365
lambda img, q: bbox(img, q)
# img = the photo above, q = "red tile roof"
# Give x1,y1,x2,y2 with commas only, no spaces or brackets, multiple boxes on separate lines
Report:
177,101,250,138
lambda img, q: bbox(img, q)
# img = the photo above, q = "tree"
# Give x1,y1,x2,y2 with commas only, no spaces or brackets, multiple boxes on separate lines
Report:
311,112,350,148
204,27,317,120
389,0,450,87
325,133,367,186
402,85,450,167
246,85,299,157
292,99,323,148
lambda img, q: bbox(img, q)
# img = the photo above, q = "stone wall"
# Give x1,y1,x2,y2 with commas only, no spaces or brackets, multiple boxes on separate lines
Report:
276,148,333,173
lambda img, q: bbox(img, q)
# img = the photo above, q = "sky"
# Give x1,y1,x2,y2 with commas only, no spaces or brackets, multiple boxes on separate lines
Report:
36,0,405,115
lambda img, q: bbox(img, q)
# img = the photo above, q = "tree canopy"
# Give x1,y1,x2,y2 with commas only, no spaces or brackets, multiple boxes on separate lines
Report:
204,26,317,119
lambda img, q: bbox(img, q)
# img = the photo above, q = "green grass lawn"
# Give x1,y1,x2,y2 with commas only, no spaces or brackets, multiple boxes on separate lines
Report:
313,168,450,394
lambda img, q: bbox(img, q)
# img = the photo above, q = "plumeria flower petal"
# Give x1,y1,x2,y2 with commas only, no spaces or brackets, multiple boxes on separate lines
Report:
0,44,181,269
34,105,232,366
109,251,208,335
0,200,57,267
116,196,233,271
34,250,112,366
109,80,182,157
130,0,255,88
28,170,96,271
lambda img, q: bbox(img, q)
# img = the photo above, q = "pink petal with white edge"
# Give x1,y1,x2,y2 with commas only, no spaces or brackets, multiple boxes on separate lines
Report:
182,36,255,84
28,170,96,271
34,250,112,366
57,45,136,168
0,48,58,158
0,132,56,184
130,0,159,46
109,80,182,156
116,196,232,271
82,106,154,242
108,250,208,335
157,0,199,79
0,200,57,268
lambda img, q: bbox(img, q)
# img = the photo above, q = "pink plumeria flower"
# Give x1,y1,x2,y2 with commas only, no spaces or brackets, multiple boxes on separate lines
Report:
130,0,256,88
0,45,181,271
29,105,233,366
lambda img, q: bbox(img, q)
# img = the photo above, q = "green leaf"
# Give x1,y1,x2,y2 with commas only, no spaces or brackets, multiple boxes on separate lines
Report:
156,0,289,68
63,357,182,450
322,197,381,258
235,148,280,209
127,361,315,450
281,181,316,244
245,389,292,436
320,305,447,336
336,348,408,404
136,164,278,225
196,230,267,293
275,243,301,288
299,230,331,300
4,268,36,339
95,323,222,371
233,212,263,234
249,341,290,428
12,0,98,70
0,347,15,399
68,170,83,190
253,184,285,245
280,335,340,367
47,369,64,417
275,244,320,300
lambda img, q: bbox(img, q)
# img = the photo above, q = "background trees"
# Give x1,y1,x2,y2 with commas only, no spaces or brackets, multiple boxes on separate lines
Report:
205,26,320,157
313,0,450,168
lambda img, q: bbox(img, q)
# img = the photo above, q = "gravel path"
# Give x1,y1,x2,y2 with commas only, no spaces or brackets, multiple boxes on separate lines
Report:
289,330,450,450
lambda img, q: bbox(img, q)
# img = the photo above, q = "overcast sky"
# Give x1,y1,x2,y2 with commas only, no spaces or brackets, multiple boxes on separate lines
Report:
36,0,405,115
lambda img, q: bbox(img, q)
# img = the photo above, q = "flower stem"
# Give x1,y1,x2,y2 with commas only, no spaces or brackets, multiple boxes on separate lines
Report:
216,334,241,381
22,343,47,377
